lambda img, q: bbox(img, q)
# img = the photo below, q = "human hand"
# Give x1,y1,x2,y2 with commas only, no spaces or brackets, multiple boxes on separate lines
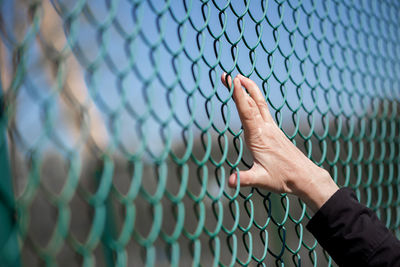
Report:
221,73,338,212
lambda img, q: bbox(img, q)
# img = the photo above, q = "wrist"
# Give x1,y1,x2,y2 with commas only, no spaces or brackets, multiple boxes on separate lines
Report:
295,167,339,213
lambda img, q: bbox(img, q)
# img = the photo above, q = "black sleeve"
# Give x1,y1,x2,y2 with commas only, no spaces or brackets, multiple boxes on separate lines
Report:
306,187,400,267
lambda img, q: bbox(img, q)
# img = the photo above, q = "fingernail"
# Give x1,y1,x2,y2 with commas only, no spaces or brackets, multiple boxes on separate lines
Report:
229,173,237,186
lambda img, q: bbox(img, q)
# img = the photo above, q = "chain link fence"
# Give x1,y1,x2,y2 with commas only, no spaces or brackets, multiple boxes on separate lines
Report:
1,0,399,266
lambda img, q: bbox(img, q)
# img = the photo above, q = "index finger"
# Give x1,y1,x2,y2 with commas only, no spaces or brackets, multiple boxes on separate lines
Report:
221,73,263,129
237,74,273,123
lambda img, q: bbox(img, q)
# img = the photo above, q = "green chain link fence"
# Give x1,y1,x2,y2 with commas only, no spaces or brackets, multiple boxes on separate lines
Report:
1,0,399,266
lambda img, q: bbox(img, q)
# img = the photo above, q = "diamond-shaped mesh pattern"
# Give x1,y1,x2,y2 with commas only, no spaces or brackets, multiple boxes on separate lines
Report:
0,0,399,266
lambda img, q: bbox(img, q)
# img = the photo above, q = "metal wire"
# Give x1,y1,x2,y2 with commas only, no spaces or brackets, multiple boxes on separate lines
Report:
0,0,399,266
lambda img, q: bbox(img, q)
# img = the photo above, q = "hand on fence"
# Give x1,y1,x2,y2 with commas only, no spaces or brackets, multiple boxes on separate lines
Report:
221,73,338,211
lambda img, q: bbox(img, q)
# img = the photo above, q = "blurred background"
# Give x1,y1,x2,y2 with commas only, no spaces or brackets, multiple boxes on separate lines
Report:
0,0,399,266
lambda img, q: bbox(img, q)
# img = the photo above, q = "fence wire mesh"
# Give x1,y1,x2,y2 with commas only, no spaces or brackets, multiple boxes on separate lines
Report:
1,0,400,266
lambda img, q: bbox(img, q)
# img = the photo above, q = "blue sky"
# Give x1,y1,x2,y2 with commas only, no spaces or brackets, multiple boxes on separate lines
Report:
1,0,398,157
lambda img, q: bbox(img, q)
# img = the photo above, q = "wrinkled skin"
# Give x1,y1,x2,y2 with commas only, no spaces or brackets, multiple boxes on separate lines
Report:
221,73,339,212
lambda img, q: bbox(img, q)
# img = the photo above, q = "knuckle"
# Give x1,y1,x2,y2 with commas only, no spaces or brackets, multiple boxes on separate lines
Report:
247,97,257,108
242,177,252,186
258,101,269,110
242,106,257,120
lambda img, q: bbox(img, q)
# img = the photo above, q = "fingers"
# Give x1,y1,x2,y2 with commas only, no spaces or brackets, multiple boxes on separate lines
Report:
232,76,248,109
221,73,273,123
221,73,262,128
221,73,248,106
221,73,244,102
221,72,232,89
228,169,255,188
237,74,273,123
229,163,271,188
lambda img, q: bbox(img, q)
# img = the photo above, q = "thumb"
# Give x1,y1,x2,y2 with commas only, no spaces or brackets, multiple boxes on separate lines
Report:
228,169,256,188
